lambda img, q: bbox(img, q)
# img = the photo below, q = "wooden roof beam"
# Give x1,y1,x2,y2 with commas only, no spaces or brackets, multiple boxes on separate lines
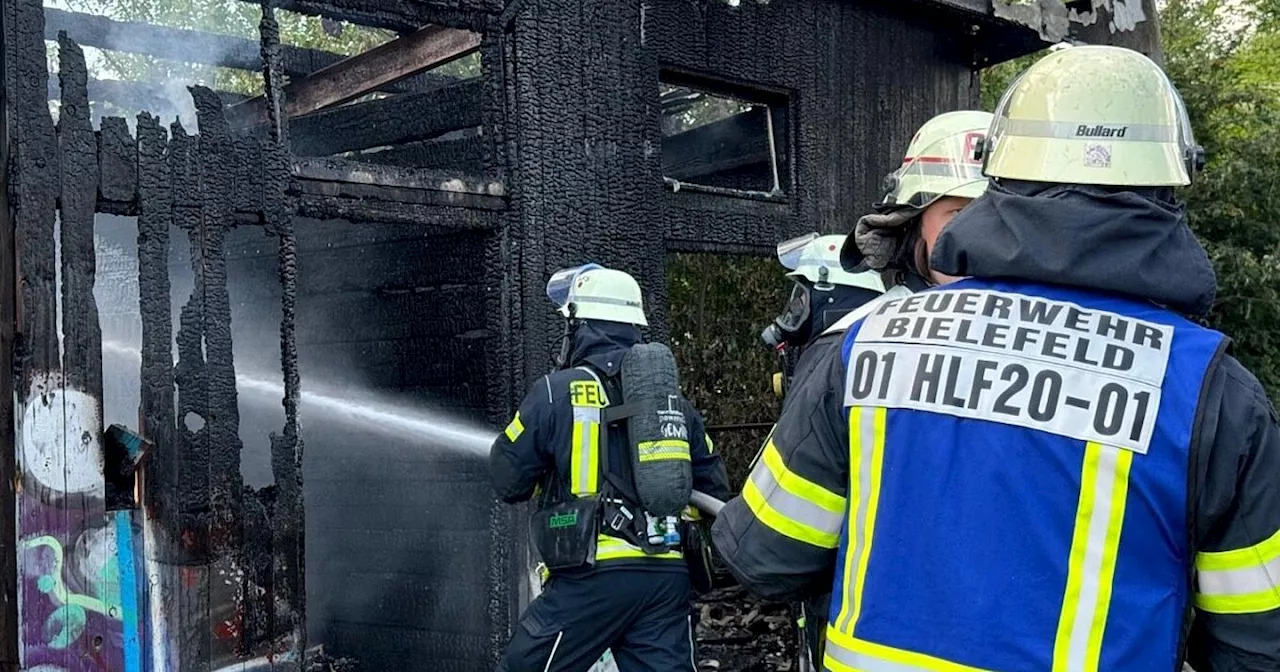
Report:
229,24,480,126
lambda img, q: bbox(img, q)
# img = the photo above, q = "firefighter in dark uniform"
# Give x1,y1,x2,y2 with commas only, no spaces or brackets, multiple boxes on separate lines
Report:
757,111,994,667
492,263,731,672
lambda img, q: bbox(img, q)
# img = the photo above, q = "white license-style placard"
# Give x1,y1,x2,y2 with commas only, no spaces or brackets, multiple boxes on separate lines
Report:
846,289,1174,454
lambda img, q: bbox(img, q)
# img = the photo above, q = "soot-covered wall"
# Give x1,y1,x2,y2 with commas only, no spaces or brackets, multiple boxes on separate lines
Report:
506,0,982,406
214,218,502,670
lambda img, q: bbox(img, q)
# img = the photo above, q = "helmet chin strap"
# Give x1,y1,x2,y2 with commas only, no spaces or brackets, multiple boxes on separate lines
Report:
551,304,579,370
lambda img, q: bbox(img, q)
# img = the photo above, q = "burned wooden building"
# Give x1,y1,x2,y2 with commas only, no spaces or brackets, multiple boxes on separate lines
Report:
0,0,1058,669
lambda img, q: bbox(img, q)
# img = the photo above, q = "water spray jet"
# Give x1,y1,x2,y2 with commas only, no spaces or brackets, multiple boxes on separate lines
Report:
102,341,496,458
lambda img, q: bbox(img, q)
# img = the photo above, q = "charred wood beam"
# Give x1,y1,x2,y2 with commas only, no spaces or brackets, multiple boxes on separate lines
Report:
44,9,458,92
661,107,773,182
350,134,486,172
260,0,502,33
294,192,503,226
230,24,480,124
292,156,502,196
46,8,340,77
290,78,482,156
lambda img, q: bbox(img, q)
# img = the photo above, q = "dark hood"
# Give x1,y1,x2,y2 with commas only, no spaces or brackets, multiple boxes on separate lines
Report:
568,320,642,375
930,180,1217,317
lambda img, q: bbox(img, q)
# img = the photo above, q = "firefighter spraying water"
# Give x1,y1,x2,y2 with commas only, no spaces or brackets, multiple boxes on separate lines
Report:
490,263,731,672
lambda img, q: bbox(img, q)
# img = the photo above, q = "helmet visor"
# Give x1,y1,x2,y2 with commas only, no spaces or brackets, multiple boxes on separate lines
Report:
776,232,819,271
889,129,989,209
546,263,604,310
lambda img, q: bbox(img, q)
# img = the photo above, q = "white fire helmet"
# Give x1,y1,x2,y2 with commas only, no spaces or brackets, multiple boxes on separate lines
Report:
776,233,885,293
983,45,1205,186
545,263,648,327
879,110,994,209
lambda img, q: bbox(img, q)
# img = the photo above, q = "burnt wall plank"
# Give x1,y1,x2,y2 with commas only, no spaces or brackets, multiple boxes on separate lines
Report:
259,5,306,658
98,116,136,204
168,119,213,668
189,86,245,664
290,79,484,157
8,0,67,665
0,0,16,660
55,33,111,664
134,111,181,670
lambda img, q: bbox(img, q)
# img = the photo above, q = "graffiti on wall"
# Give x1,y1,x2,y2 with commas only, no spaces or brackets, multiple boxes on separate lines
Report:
16,381,140,671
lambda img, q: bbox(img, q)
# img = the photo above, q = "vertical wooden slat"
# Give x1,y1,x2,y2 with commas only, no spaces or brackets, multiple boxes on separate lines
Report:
0,0,18,664
8,0,62,666
169,120,212,670
259,4,306,663
189,85,244,668
136,111,175,671
54,32,113,668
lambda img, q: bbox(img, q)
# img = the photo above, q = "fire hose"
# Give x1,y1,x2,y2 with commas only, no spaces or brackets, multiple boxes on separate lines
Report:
688,490,816,672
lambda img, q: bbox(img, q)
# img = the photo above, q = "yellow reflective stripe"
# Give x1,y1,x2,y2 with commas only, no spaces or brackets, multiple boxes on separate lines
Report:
1053,442,1132,672
835,406,887,634
761,440,845,515
1195,526,1280,613
1196,527,1280,572
741,474,841,548
1195,587,1280,614
705,433,715,454
824,626,992,672
637,439,691,462
595,535,682,561
570,407,601,496
504,412,525,442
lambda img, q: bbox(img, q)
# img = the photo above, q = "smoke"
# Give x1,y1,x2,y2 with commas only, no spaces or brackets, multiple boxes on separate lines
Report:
101,340,495,458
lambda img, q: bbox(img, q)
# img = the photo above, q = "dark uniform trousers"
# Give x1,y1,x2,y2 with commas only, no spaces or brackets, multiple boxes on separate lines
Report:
505,569,697,672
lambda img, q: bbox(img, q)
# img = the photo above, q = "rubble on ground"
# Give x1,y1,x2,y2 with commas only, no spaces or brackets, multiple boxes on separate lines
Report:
695,587,799,671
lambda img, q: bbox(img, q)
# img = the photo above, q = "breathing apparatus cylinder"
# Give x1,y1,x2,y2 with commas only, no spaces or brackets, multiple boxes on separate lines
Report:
621,343,694,519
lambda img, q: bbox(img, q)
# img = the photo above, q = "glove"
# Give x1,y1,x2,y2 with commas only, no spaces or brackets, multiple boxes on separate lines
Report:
851,209,918,271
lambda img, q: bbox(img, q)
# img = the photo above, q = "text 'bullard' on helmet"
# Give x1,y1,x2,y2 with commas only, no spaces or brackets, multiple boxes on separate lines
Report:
545,263,648,327
878,110,995,211
982,44,1206,187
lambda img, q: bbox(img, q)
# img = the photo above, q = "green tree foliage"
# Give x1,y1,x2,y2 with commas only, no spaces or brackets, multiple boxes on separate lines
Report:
668,253,786,485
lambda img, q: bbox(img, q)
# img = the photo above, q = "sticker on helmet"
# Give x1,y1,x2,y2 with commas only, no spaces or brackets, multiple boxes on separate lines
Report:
1084,143,1112,169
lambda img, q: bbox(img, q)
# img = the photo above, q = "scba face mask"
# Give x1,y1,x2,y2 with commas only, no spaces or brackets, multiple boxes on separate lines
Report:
761,280,813,350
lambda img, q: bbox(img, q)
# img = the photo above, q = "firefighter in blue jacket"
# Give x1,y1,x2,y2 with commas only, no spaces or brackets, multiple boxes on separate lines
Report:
492,263,731,672
713,45,1280,671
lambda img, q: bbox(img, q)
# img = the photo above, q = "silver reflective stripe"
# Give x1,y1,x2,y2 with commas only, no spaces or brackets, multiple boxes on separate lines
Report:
1064,445,1125,671
1199,555,1280,596
747,459,843,539
824,638,928,672
542,632,564,672
908,163,984,178
687,616,696,671
836,406,880,632
1000,119,1176,143
576,295,641,308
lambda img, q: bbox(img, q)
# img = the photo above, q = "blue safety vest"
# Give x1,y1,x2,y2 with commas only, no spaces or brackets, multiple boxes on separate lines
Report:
826,278,1226,672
